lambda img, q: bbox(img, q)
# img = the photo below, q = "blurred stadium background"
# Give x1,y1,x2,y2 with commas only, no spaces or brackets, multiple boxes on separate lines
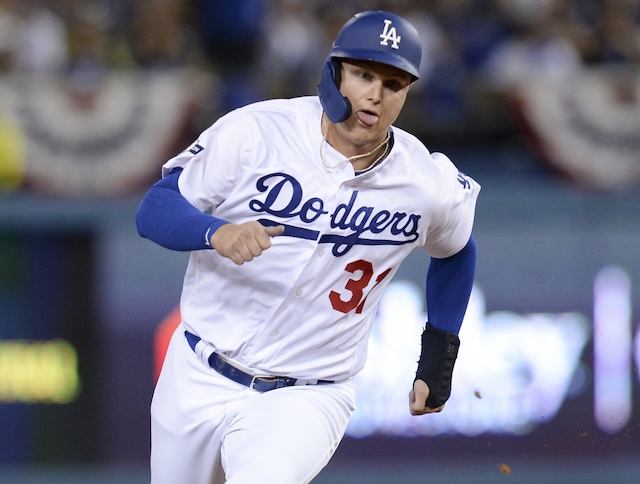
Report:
1,0,639,482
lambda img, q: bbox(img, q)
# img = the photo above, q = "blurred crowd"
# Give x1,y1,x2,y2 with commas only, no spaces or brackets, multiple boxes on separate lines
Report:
0,0,639,132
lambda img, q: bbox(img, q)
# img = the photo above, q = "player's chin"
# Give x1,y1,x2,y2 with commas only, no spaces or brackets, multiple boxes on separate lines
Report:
350,123,386,143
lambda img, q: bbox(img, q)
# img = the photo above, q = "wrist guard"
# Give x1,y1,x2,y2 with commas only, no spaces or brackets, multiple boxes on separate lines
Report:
414,323,460,408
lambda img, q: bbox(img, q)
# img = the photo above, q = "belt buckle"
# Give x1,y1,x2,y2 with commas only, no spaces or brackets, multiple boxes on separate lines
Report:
249,374,279,392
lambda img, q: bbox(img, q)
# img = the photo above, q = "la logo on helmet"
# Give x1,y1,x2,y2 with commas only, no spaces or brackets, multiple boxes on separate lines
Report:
379,19,401,49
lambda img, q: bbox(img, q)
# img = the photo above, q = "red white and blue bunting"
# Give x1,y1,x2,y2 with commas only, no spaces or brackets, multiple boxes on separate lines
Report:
0,70,212,197
514,68,640,190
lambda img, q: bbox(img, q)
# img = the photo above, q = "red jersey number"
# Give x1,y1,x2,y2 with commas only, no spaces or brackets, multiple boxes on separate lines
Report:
329,260,392,314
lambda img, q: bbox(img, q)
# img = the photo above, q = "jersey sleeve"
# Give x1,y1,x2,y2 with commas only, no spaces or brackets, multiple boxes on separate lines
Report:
161,109,257,212
423,152,480,259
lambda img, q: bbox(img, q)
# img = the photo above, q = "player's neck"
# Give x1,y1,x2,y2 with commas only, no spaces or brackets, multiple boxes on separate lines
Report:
321,116,390,171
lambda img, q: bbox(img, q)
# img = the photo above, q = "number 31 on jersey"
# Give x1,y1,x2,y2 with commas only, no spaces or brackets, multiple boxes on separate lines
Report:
329,259,392,314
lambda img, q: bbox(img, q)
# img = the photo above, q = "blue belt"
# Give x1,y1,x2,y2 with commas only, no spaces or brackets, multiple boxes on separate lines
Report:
184,331,334,393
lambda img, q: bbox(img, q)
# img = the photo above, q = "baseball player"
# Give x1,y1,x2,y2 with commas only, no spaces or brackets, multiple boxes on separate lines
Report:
136,10,479,484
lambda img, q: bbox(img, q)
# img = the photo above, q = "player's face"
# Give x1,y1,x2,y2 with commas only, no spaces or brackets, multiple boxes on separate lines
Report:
328,59,413,155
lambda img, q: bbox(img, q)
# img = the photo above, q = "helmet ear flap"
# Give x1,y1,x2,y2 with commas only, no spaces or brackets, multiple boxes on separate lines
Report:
317,59,352,123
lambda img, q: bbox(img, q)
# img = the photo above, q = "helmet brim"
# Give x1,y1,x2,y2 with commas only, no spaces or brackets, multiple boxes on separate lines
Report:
331,49,420,80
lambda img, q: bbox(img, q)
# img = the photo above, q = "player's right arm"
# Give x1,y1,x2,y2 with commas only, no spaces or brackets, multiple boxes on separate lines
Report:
136,168,282,263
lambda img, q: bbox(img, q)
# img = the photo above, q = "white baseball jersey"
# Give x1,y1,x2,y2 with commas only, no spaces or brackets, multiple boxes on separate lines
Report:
163,96,480,382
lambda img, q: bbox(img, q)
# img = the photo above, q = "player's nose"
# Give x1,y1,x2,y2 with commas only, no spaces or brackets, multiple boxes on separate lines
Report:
366,80,384,103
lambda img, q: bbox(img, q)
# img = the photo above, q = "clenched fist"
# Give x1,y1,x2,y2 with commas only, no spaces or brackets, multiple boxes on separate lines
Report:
210,221,284,265
409,379,445,416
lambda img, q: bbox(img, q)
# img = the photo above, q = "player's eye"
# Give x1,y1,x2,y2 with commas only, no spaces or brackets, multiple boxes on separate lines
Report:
384,80,402,91
384,77,410,91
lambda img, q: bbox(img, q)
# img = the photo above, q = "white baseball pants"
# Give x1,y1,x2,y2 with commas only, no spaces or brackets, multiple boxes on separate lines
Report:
150,325,356,484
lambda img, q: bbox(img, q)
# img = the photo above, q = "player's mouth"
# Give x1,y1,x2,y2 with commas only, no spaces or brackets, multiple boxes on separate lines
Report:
356,110,379,127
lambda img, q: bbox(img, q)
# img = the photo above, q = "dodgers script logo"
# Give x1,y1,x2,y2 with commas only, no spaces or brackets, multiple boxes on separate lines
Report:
249,173,420,257
379,19,401,49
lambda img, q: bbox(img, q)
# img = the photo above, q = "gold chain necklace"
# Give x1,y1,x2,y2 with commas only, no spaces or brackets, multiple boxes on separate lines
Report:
354,140,390,174
319,120,390,171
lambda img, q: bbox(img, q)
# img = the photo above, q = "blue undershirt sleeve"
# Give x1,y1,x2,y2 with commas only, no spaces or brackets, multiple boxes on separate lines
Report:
135,168,229,251
425,234,476,334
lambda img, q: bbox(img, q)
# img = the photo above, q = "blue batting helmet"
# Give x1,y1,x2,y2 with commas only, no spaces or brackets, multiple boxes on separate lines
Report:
318,11,422,123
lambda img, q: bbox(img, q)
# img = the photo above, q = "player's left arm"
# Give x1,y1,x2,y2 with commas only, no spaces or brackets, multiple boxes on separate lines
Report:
409,233,476,415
